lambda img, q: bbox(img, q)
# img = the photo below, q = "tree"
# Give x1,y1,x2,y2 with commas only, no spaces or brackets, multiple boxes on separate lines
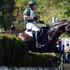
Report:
0,0,15,30
1,0,70,30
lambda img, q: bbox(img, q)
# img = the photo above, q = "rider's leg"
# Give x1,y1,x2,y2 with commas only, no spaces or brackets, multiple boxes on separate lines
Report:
35,31,40,47
32,24,40,41
26,22,33,30
35,31,39,42
32,24,40,47
32,31,35,40
32,31,40,42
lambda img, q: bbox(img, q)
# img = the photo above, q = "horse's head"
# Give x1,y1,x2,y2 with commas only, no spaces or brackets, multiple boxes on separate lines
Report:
49,20,69,39
47,20,69,44
58,20,70,36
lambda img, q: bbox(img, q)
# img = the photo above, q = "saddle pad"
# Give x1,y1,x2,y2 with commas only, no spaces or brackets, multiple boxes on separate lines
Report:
25,30,33,37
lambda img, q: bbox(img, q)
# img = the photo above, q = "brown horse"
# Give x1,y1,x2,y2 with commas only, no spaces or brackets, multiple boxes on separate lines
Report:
18,20,70,52
18,26,49,52
1,19,69,52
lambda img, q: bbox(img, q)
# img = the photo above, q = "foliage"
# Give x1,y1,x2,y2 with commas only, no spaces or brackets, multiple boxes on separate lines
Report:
0,34,60,66
0,0,15,30
15,0,70,22
0,0,70,29
27,52,60,67
0,34,28,65
36,0,70,22
59,33,70,38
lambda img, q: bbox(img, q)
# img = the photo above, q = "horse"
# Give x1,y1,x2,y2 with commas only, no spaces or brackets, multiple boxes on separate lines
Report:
19,24,49,52
18,20,70,52
65,23,70,34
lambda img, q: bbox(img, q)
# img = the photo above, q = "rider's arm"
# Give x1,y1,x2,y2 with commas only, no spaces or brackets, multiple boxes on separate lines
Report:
23,8,34,20
24,15,34,20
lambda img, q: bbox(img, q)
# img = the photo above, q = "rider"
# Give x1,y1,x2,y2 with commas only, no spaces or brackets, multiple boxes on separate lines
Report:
23,2,40,47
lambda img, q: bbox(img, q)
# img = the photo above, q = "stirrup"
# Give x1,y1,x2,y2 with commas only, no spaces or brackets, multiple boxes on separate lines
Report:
36,42,39,48
39,44,46,48
36,42,46,48
36,42,41,48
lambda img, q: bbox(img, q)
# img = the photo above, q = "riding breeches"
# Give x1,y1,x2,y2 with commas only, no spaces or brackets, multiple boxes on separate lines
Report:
26,22,40,31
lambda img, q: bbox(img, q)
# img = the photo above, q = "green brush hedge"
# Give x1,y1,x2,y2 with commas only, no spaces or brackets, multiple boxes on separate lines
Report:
0,34,28,66
25,52,60,67
0,34,60,67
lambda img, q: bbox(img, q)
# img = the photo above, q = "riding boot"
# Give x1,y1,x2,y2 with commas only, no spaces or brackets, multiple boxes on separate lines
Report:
32,31,40,48
35,31,40,48
32,31,35,41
